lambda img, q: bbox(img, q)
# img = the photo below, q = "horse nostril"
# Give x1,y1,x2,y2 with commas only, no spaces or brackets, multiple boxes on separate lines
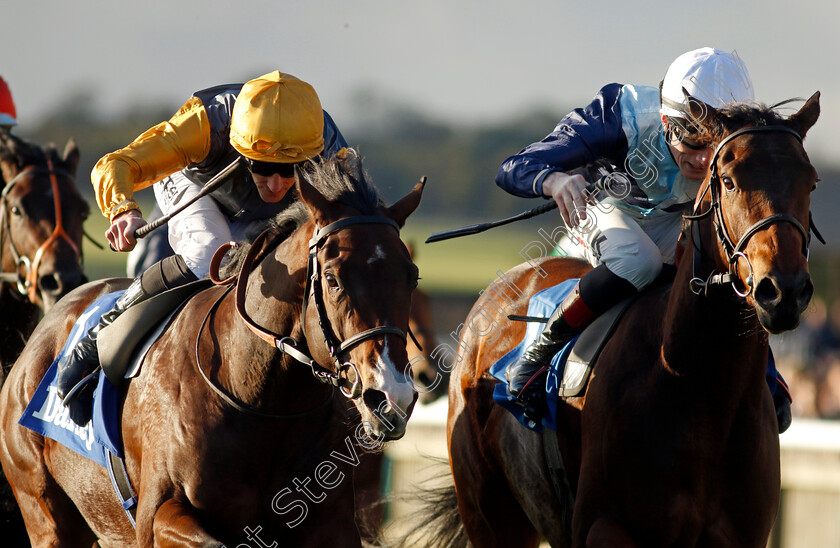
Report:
363,389,388,414
39,273,61,294
754,277,781,308
417,371,431,387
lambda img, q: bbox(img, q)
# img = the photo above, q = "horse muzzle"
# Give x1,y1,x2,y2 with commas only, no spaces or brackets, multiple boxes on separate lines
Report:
359,388,418,441
753,269,814,333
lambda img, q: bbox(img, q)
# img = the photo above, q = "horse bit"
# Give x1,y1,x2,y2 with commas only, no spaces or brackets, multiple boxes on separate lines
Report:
0,160,83,302
227,215,412,400
686,125,823,297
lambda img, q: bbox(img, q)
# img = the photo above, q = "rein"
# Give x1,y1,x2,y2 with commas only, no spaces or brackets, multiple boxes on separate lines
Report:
215,215,408,400
0,161,83,301
194,283,336,419
685,125,817,297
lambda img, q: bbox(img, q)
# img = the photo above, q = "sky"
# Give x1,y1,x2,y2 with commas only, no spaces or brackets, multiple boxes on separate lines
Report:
3,0,838,166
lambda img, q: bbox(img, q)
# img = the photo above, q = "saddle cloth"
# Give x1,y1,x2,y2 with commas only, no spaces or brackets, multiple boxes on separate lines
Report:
19,291,124,466
490,280,634,433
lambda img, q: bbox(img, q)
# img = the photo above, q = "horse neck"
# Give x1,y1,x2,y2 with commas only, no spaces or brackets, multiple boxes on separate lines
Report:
220,225,325,410
660,233,768,387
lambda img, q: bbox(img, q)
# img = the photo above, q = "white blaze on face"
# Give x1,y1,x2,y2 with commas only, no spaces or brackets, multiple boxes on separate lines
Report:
367,245,387,265
368,339,415,414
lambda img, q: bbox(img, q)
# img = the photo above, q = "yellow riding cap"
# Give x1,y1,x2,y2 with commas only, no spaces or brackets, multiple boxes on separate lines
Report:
229,71,325,163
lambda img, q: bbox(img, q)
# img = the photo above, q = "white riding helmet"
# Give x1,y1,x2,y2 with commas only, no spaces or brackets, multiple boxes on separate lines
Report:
660,47,754,118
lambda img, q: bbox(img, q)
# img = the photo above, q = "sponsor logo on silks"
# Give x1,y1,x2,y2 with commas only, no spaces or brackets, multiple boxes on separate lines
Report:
30,384,96,453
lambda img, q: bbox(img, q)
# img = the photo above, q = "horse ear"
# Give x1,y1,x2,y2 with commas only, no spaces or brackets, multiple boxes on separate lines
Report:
62,138,80,177
387,177,426,228
0,133,16,183
296,172,332,224
786,92,820,138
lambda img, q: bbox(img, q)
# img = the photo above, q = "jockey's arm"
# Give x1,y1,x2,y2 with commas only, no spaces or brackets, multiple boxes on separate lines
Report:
495,83,626,199
91,96,212,222
541,171,596,228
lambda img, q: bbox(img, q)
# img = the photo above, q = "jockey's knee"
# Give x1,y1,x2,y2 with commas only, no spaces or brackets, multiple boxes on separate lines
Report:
603,245,662,291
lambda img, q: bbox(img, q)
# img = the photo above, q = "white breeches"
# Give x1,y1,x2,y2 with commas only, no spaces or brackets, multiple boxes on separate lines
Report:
563,203,682,291
153,171,255,279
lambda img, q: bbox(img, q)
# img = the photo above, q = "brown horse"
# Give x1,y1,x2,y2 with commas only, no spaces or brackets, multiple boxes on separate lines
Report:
439,94,821,547
0,132,87,546
0,151,424,546
0,132,87,371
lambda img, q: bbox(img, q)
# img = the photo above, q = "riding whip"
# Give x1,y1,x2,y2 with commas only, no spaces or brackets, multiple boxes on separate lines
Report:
425,201,559,243
133,156,242,240
425,162,624,244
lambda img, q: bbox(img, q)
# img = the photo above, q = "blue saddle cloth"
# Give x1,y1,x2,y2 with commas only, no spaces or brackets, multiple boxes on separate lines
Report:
490,279,580,433
491,277,784,434
19,291,125,466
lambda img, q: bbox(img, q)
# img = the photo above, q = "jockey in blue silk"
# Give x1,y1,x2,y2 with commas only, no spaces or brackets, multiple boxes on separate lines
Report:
55,71,348,425
496,47,793,432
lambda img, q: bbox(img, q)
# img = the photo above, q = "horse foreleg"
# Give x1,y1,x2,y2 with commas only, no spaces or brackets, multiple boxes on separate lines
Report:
584,516,638,548
150,499,223,548
5,470,96,547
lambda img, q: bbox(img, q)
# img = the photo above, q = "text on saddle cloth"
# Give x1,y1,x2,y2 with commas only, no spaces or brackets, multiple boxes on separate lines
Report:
19,292,125,464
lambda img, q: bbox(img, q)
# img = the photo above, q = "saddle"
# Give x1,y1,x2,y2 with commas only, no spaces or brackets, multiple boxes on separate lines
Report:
552,295,637,397
97,279,213,388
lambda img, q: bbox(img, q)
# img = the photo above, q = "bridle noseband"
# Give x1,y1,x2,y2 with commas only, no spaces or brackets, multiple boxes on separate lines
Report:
686,125,820,297
231,215,409,399
0,160,83,302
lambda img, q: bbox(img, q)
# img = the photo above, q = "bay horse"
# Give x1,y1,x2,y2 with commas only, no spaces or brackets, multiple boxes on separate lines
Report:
440,93,821,547
0,132,87,545
0,131,87,371
121,214,444,545
0,150,424,546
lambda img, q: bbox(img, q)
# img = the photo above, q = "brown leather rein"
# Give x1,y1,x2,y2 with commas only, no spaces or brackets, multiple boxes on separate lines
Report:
0,159,82,302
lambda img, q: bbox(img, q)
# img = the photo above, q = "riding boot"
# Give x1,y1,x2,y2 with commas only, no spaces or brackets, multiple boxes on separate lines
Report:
55,254,197,425
506,264,637,421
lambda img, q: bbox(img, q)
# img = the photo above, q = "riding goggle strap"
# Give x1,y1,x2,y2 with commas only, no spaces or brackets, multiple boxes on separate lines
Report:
687,125,819,297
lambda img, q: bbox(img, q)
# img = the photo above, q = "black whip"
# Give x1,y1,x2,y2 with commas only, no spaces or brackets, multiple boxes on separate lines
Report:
134,156,242,239
425,201,558,243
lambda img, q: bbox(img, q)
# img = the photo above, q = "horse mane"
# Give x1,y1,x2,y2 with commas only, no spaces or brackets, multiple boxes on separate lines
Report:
0,132,61,177
219,148,383,277
698,99,802,144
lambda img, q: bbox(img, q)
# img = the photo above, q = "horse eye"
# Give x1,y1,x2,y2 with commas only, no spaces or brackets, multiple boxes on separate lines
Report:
721,176,735,192
10,205,21,216
324,272,340,290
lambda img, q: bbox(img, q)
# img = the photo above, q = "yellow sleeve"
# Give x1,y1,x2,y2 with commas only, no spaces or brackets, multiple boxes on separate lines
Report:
91,96,212,221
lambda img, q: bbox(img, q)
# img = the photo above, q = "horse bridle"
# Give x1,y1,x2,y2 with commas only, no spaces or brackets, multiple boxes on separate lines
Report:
0,160,82,302
686,125,822,297
230,215,410,399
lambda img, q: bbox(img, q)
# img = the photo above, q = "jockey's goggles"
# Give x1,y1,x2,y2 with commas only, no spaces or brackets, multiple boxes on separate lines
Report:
665,117,710,150
243,156,301,178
